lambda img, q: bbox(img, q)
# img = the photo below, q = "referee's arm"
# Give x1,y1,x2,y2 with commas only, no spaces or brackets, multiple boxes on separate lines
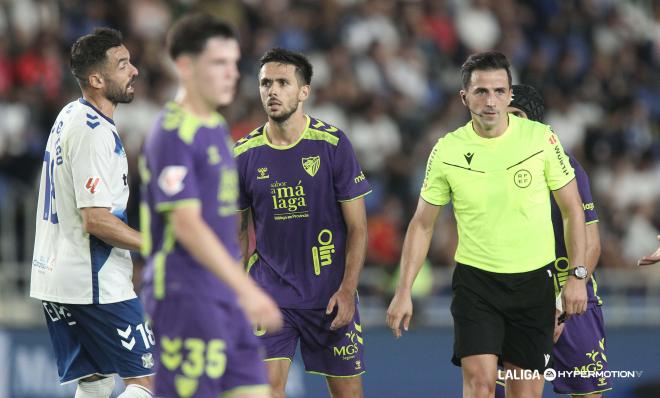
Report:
552,179,588,316
387,197,442,338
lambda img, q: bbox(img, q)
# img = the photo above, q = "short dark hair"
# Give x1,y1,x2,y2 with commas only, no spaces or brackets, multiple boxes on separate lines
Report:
510,84,545,122
460,51,512,89
259,48,313,86
167,13,236,59
70,27,123,87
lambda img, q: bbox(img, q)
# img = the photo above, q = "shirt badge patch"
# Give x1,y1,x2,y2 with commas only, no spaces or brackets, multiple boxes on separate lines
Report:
257,167,270,180
142,353,154,369
302,156,320,177
158,165,188,196
84,177,101,194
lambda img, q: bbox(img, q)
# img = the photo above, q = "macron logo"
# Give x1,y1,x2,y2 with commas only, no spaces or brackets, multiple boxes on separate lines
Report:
464,152,474,165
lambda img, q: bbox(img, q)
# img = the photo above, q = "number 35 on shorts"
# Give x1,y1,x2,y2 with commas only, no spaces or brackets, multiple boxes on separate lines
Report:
160,337,227,379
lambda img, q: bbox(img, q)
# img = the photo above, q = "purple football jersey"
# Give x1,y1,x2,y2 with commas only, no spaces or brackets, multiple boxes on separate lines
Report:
235,116,371,309
550,153,601,306
140,102,241,302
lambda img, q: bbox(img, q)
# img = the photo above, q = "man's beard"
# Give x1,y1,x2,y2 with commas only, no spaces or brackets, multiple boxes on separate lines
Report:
104,77,135,104
269,102,298,123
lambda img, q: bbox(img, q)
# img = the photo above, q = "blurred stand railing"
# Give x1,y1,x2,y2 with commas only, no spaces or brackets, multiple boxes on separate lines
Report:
0,177,37,325
3,264,660,328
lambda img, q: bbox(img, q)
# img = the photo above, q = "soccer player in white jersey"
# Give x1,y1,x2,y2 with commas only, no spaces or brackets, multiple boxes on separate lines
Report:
30,28,154,398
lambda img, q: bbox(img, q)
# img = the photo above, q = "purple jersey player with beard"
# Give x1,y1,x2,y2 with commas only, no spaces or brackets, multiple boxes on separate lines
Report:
235,48,371,398
495,85,612,398
140,14,282,398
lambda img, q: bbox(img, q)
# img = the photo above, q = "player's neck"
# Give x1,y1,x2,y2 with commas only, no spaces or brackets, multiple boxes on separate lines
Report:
174,88,216,122
266,111,307,146
82,91,116,120
472,115,509,138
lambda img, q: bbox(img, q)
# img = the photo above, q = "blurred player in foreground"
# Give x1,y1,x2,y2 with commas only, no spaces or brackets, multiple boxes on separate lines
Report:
139,14,281,397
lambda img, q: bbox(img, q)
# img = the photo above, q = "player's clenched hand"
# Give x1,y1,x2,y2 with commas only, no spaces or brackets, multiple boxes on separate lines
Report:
562,277,587,316
638,236,660,266
386,293,413,339
327,288,355,330
238,285,283,332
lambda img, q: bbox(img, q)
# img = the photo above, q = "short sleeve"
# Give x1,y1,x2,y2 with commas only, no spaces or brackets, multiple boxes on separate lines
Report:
420,140,450,206
569,156,598,223
69,128,115,209
235,151,252,211
543,128,575,191
333,133,371,201
148,130,200,212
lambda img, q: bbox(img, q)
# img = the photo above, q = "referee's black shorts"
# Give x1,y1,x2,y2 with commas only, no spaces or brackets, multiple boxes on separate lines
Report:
450,261,555,371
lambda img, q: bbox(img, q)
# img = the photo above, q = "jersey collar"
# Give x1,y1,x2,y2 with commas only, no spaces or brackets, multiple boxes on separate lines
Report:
78,98,115,126
263,115,311,150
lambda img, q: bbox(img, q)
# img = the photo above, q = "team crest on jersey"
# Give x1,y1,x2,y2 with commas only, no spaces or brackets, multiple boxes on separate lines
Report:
142,353,154,369
302,156,320,177
85,177,101,194
158,165,188,196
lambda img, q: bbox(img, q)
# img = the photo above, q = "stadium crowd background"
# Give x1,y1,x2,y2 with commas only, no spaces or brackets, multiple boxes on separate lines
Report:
0,0,658,319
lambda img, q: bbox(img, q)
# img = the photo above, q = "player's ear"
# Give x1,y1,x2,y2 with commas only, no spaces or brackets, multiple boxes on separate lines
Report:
299,84,310,102
88,72,104,89
174,55,193,80
459,90,467,106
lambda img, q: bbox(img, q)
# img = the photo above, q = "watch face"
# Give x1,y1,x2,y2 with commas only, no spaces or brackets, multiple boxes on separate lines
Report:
575,266,588,279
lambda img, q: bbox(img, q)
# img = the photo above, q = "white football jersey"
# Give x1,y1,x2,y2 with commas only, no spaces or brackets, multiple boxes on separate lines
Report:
31,98,136,304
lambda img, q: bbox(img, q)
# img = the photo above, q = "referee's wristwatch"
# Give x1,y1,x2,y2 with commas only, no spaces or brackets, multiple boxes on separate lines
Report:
569,265,588,280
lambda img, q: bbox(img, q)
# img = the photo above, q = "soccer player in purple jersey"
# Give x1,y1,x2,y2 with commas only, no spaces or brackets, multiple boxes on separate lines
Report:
494,84,611,398
638,236,660,266
235,48,371,398
139,14,282,398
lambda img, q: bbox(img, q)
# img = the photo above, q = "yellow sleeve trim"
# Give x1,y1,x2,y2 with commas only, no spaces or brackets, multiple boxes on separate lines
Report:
155,198,201,213
338,190,372,203
234,134,267,157
246,252,259,273
585,219,599,225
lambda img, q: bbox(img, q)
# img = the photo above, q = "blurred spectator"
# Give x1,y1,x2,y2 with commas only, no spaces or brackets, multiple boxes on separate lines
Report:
0,0,657,280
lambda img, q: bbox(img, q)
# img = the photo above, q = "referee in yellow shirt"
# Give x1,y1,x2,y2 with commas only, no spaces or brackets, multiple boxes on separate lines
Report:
387,52,588,398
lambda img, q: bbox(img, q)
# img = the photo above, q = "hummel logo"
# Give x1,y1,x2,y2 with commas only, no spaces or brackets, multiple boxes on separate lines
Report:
257,167,269,180
464,152,474,165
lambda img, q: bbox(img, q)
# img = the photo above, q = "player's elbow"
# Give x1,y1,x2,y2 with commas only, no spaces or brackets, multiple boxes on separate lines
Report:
170,207,203,242
588,236,602,263
80,208,105,236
